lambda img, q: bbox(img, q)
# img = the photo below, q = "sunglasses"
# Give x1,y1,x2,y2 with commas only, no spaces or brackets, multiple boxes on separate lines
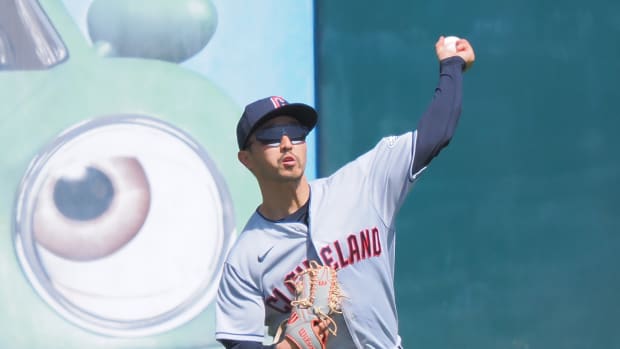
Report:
252,124,309,148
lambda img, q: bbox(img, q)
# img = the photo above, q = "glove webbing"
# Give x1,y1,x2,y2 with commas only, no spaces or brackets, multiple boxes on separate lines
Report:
273,261,345,344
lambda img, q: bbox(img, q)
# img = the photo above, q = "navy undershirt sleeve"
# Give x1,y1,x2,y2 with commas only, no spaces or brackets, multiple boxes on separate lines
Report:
411,56,465,175
219,339,276,349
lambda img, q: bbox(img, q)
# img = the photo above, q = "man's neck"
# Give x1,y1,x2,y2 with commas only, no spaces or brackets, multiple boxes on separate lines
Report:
258,177,310,221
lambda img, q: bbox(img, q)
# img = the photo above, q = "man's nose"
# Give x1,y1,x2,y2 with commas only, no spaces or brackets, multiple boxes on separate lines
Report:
279,134,293,150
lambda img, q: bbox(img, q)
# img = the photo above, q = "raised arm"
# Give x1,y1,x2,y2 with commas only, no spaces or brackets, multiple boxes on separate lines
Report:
411,36,475,176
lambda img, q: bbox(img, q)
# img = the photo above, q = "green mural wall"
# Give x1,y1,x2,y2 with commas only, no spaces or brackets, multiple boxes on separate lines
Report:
0,0,315,347
316,1,620,348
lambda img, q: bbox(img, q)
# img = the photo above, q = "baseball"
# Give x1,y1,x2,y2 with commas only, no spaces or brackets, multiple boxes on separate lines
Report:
443,36,460,52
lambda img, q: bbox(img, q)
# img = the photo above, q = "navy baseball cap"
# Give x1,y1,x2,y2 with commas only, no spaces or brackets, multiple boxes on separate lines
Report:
236,96,318,150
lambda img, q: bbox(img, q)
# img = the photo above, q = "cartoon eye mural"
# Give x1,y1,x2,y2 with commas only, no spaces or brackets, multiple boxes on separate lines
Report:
14,115,235,336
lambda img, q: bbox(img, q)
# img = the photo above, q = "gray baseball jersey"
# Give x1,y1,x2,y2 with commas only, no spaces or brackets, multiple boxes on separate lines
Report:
216,130,422,348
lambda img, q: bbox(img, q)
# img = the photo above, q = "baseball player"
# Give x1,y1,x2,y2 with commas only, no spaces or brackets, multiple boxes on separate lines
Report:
215,36,476,348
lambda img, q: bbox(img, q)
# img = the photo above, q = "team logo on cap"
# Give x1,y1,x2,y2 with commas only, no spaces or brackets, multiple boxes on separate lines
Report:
270,96,287,108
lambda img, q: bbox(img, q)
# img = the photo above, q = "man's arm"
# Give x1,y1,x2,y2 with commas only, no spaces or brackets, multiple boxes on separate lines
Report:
216,262,278,347
219,339,275,349
411,36,475,176
219,338,297,349
411,56,465,174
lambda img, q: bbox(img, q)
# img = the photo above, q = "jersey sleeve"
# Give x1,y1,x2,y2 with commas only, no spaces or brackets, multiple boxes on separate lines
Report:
215,261,267,343
365,57,465,227
351,132,417,228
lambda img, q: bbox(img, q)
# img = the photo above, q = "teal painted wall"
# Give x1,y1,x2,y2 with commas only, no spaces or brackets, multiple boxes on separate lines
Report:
316,1,620,348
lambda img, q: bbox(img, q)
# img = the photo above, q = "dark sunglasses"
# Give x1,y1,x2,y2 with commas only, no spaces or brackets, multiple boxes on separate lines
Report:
253,124,309,148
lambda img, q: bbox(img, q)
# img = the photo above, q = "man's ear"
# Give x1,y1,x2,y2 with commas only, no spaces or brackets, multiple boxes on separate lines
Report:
237,150,252,170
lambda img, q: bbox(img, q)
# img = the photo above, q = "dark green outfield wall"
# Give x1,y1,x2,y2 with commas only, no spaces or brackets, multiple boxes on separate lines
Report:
315,1,620,348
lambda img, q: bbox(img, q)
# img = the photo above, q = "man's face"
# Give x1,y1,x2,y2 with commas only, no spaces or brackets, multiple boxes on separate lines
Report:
241,115,308,183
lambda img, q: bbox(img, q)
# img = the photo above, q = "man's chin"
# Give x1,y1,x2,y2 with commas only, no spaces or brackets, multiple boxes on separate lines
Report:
278,170,304,182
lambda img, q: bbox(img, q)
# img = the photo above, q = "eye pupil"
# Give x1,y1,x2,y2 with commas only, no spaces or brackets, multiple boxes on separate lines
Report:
53,167,115,220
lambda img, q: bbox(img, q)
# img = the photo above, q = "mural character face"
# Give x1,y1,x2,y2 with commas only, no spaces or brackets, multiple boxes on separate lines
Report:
1,0,253,347
1,0,312,347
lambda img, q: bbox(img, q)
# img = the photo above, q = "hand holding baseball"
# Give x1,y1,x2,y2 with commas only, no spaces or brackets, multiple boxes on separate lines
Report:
435,35,476,71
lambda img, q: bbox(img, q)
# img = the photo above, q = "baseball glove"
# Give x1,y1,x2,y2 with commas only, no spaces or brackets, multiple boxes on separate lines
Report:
274,260,345,349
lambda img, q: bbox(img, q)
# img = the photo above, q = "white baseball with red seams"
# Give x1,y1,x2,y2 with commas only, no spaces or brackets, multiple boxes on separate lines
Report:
443,36,460,52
